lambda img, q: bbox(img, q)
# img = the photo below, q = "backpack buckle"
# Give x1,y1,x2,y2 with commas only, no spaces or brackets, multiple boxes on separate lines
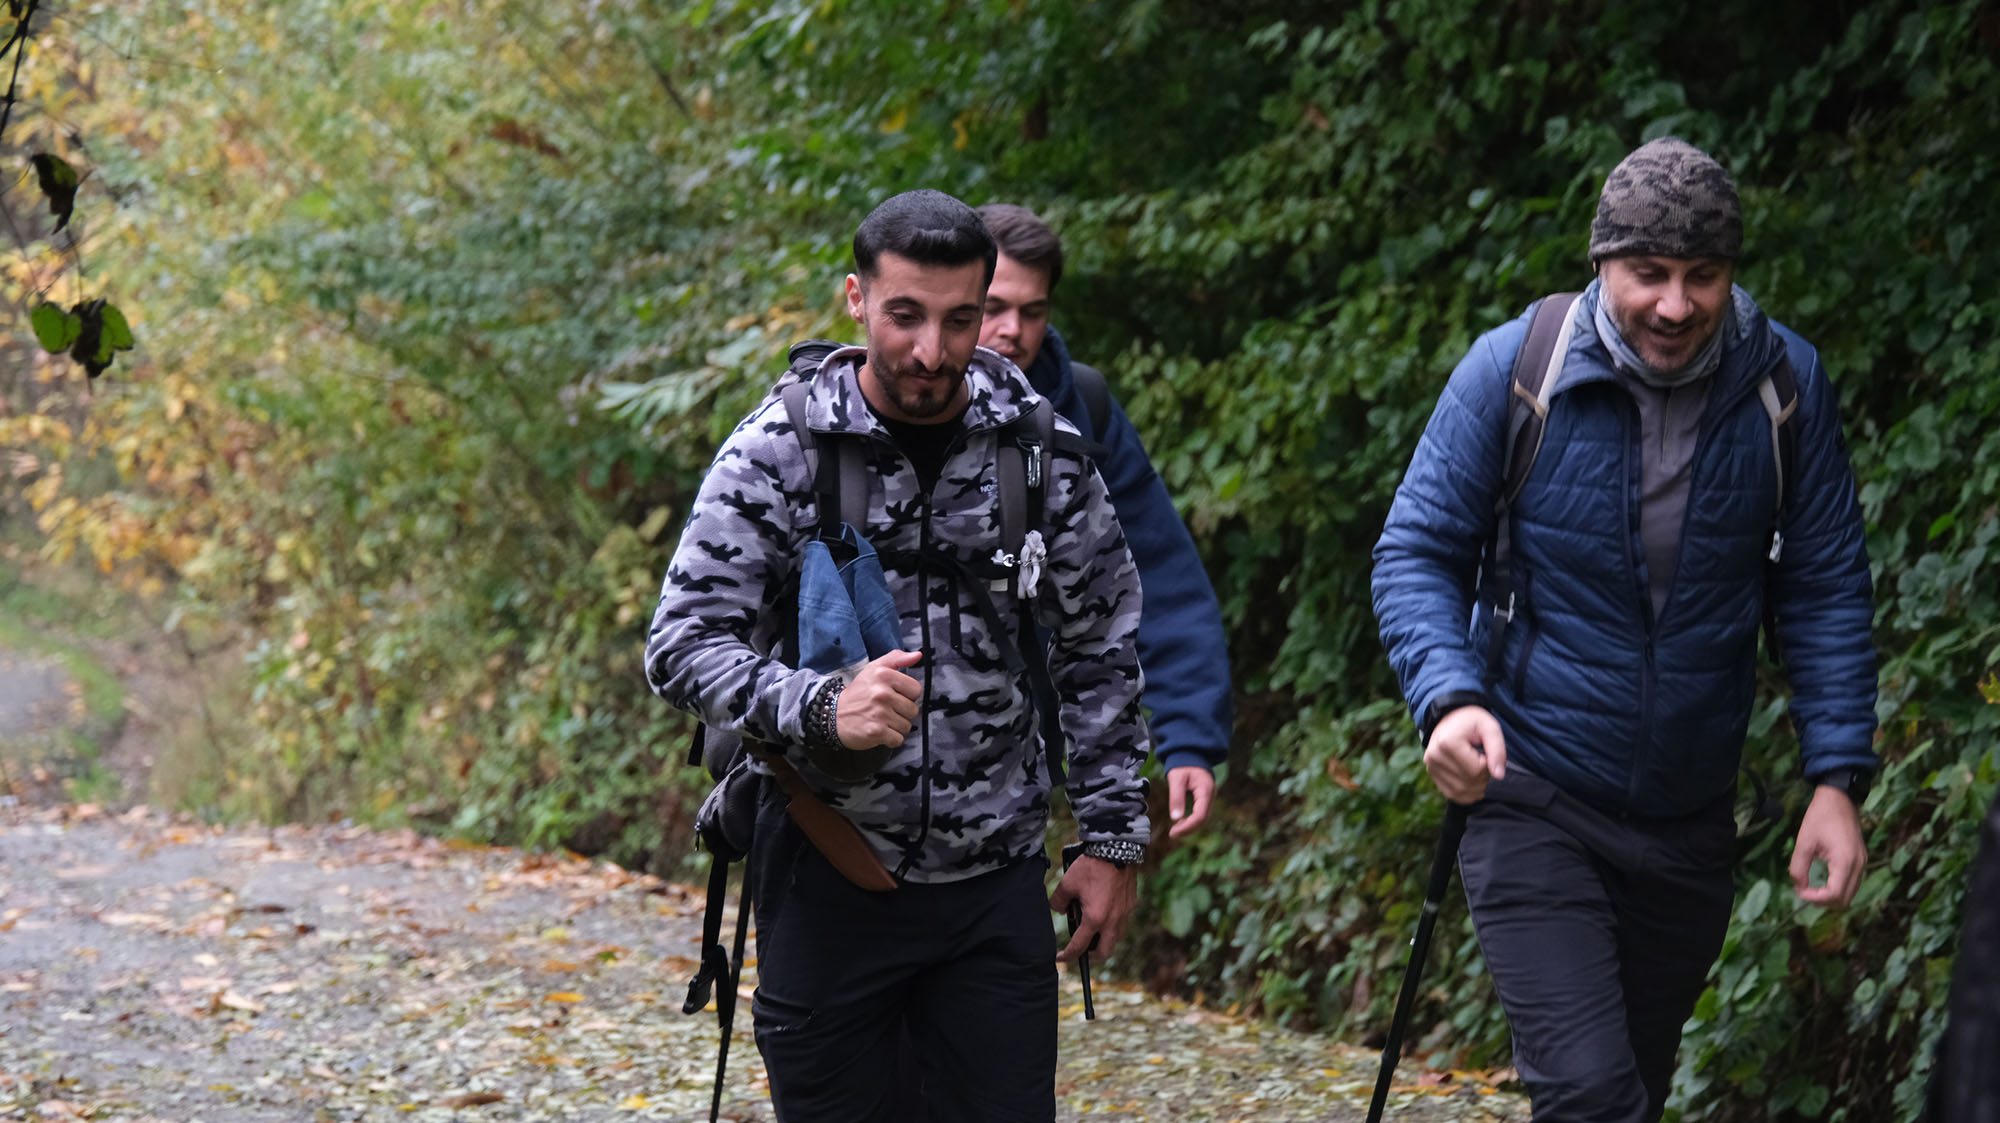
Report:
1020,440,1043,489
1490,592,1515,625
1767,530,1784,564
990,547,1018,570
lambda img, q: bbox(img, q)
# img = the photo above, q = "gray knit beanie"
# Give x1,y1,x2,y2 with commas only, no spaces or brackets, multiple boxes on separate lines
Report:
1589,137,1742,262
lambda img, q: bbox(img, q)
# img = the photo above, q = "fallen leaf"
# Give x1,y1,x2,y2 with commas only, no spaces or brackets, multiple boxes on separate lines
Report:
545,992,584,1004
435,1091,505,1108
219,990,265,1013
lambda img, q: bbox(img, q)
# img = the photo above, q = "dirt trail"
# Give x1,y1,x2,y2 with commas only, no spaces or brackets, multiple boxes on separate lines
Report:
0,805,1527,1123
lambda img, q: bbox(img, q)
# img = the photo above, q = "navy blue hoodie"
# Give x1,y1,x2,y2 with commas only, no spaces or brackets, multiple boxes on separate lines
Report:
1025,326,1234,773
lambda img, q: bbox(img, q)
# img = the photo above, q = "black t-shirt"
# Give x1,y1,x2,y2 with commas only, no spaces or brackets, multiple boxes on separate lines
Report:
877,407,967,494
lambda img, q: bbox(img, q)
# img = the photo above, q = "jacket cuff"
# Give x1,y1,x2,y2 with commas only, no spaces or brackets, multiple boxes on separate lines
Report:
1420,690,1489,743
1160,749,1220,774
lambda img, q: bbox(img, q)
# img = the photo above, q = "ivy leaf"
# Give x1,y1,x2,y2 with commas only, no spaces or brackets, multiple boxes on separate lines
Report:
30,153,80,232
29,301,82,353
66,298,137,380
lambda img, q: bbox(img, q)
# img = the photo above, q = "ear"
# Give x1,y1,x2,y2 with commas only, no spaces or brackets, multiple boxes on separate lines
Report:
845,274,865,325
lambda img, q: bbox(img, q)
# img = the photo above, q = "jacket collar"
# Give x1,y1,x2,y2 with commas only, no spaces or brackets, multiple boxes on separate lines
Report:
1554,280,1787,407
801,345,1038,438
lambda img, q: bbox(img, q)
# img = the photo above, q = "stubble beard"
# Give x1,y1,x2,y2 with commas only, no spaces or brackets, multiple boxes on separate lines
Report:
869,345,966,421
1609,296,1719,373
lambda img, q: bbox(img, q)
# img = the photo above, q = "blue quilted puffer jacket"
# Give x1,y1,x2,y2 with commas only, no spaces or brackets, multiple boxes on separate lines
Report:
1371,283,1878,818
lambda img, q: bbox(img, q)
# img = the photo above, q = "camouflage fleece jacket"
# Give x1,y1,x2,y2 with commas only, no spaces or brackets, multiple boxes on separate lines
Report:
646,346,1152,884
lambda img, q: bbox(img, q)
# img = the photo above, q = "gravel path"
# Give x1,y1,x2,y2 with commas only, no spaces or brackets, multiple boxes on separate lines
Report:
0,805,1527,1122
0,649,72,740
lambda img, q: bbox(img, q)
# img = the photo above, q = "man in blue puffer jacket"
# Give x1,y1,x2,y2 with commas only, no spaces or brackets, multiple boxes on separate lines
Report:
1372,138,1878,1121
976,203,1234,837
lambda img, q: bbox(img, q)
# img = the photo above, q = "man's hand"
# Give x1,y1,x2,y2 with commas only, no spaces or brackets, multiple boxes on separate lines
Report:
836,649,923,749
1165,766,1215,838
1424,705,1507,804
1791,785,1867,908
1049,856,1138,963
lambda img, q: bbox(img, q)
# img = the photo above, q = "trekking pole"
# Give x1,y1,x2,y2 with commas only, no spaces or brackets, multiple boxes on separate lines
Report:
1366,802,1471,1123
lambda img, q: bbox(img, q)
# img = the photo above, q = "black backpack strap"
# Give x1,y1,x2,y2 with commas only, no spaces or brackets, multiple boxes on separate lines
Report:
1019,399,1063,785
1070,361,1113,440
995,398,1055,562
782,377,870,537
786,338,841,381
1484,292,1581,682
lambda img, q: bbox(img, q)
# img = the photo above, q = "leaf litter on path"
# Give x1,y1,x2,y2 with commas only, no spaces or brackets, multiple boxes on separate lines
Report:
0,805,1525,1121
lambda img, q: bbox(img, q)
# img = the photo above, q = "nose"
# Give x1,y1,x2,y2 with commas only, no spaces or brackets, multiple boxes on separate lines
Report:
913,322,944,371
1658,278,1692,322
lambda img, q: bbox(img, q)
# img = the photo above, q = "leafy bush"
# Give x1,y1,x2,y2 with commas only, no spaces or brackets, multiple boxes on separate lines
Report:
7,2,1999,1117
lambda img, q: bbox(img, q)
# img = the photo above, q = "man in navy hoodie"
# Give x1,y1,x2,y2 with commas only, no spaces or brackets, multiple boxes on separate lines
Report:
975,203,1234,837
1372,139,1878,1121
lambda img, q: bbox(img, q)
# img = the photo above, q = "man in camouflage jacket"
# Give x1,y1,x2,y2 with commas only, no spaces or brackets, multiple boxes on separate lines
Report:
647,189,1151,1122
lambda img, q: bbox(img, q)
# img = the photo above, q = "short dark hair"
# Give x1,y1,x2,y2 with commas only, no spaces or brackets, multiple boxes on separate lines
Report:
853,189,997,286
975,203,1064,290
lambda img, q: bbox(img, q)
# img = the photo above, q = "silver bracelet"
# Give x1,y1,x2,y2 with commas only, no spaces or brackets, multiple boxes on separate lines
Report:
1081,838,1146,869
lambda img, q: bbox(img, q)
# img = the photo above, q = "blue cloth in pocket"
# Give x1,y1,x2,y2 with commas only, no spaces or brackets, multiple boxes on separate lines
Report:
796,524,903,782
797,523,903,675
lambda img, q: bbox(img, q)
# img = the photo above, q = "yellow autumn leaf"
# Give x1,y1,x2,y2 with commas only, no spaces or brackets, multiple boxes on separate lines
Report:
879,107,908,134
620,1095,650,1110
546,991,584,1003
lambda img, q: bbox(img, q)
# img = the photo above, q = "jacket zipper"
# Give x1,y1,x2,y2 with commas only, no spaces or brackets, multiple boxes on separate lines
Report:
1625,400,1655,809
1626,372,1763,807
894,426,978,879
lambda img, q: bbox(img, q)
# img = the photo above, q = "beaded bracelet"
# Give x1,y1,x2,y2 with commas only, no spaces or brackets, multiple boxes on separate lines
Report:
805,677,845,753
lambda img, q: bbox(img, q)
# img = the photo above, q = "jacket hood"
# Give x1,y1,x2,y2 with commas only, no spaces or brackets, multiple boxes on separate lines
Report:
803,345,1039,437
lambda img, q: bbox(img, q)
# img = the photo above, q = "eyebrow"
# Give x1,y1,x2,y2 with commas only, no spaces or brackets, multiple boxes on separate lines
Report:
884,296,982,317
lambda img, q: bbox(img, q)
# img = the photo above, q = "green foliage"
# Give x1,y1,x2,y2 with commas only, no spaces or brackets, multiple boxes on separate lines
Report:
8,1,2000,1118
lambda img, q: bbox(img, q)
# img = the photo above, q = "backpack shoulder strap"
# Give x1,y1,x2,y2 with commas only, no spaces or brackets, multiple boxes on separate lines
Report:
1503,292,1582,505
1482,292,1580,682
1757,356,1802,560
1070,361,1113,440
781,370,868,536
996,398,1056,559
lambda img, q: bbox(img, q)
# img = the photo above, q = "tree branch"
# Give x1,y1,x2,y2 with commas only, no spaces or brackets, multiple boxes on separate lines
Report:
0,1,40,145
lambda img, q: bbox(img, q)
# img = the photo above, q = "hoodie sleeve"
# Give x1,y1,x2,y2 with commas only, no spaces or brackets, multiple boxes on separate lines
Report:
1037,449,1153,846
1767,332,1880,777
1370,318,1525,726
644,403,827,753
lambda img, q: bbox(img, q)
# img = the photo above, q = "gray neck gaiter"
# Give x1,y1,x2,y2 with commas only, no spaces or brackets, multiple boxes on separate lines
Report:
1593,291,1728,389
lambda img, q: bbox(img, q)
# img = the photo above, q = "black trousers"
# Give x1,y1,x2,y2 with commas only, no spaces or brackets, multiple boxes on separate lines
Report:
1458,769,1737,1123
750,808,1056,1123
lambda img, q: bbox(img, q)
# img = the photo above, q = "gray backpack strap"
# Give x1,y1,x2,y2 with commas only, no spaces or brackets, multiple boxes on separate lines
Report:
836,437,869,534
1484,292,1580,682
1756,358,1801,562
781,380,817,478
1502,292,1582,504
